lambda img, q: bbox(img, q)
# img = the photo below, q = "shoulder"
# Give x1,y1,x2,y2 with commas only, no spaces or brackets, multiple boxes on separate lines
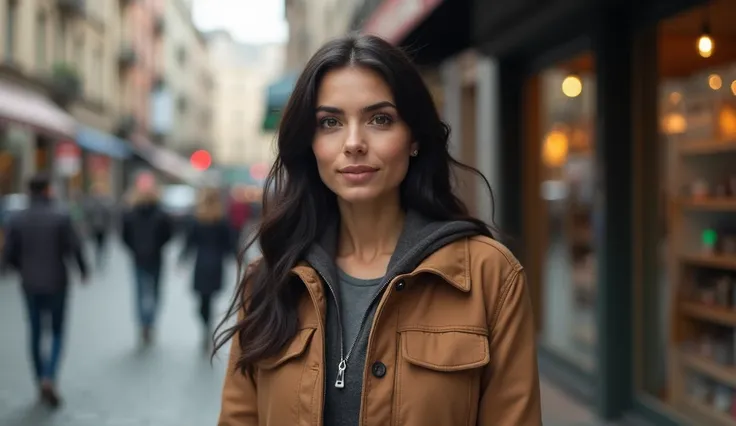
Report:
466,235,523,277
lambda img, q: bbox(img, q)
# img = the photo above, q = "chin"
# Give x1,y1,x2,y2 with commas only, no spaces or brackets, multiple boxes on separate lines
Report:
335,186,384,205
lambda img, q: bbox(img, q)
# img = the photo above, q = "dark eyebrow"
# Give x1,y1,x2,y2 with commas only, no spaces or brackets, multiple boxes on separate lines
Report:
315,101,397,115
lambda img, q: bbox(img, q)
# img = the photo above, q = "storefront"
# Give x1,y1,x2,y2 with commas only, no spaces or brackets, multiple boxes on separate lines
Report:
0,79,77,195
473,0,736,423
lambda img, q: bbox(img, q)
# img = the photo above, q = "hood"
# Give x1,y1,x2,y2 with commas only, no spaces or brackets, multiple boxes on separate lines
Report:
305,210,484,288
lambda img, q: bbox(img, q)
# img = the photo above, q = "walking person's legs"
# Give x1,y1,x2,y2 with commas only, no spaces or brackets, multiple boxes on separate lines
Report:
38,291,67,407
135,267,155,344
198,293,213,352
22,294,43,384
94,230,106,268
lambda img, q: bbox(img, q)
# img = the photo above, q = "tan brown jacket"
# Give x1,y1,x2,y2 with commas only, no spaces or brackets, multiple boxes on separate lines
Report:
219,236,542,426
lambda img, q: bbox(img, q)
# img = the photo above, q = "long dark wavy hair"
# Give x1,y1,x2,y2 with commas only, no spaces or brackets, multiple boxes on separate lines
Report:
213,34,498,374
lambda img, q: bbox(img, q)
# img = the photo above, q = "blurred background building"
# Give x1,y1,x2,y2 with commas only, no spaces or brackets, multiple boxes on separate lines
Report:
206,31,282,170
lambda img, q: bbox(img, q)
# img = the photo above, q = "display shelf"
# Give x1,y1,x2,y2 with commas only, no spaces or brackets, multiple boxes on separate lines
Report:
679,139,736,156
685,398,736,426
681,302,736,327
669,117,736,423
680,254,736,271
679,198,736,212
681,352,736,388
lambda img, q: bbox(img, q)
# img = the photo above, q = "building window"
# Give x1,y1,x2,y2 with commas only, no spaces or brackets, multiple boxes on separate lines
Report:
5,0,18,62
527,53,598,373
55,18,65,62
176,46,187,66
93,46,103,99
36,11,47,71
177,96,188,114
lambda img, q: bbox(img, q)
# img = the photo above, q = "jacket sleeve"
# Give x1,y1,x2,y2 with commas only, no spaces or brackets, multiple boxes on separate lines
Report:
1,219,20,270
478,268,542,426
218,309,259,426
62,214,88,278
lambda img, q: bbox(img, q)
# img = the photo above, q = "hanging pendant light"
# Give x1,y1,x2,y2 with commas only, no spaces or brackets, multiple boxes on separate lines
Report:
698,8,713,58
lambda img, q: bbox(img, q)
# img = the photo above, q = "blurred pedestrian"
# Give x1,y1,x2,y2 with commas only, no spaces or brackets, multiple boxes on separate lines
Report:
179,188,235,353
214,35,541,426
0,173,88,408
84,183,114,269
121,172,173,346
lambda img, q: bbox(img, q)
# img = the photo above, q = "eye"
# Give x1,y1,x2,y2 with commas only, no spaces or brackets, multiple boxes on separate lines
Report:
369,114,393,126
319,117,340,129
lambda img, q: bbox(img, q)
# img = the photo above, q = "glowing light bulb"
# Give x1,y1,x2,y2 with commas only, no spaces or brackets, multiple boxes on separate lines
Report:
561,75,582,98
698,35,714,58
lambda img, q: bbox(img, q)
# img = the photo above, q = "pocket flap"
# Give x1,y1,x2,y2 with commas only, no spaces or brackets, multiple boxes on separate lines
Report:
258,327,316,370
401,329,490,372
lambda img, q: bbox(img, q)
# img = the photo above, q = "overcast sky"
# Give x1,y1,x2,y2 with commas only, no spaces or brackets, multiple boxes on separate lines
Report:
192,0,288,44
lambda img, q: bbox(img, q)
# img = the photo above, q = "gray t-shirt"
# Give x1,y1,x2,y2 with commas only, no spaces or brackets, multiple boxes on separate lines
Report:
336,269,383,348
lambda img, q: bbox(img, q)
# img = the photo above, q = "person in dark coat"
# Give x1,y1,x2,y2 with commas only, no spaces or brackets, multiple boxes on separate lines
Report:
1,174,88,408
121,173,173,346
179,188,235,352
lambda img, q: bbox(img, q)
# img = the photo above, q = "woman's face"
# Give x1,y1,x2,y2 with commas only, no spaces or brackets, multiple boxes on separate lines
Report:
312,66,417,206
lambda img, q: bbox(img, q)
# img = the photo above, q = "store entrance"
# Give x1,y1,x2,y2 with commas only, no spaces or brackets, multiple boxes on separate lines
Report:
524,52,598,373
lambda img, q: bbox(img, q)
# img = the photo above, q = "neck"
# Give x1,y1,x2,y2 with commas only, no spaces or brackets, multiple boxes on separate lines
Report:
336,193,404,263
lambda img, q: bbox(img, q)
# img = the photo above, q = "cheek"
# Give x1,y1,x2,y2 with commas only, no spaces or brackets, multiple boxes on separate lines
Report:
381,143,412,179
312,139,337,181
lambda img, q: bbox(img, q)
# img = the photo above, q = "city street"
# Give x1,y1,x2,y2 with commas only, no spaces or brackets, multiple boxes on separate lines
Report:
0,237,601,426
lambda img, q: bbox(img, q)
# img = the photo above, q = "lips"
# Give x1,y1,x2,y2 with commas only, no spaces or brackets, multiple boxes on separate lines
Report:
339,165,379,174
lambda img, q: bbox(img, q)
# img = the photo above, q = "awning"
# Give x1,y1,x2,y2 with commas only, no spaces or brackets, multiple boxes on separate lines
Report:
262,72,299,131
356,0,471,66
362,0,445,45
130,135,219,187
0,79,76,138
76,125,133,159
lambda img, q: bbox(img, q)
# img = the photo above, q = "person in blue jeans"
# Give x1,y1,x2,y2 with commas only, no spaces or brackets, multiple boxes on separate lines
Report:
1,174,88,408
122,173,173,346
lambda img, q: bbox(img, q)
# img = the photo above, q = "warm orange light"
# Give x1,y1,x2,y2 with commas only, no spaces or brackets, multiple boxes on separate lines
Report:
698,34,714,58
709,74,722,90
561,75,582,98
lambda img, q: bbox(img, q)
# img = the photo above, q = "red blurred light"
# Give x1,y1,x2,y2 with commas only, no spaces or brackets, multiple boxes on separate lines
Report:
190,150,212,171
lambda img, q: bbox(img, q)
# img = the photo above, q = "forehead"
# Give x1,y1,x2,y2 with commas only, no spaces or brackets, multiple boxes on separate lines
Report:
316,66,394,109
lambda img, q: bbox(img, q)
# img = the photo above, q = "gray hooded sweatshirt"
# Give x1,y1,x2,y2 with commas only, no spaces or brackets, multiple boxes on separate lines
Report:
305,210,485,426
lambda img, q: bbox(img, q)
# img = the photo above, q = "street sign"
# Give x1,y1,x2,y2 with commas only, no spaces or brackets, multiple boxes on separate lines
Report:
55,140,81,177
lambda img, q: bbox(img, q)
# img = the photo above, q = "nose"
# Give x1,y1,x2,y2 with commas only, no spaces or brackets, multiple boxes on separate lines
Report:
343,125,367,156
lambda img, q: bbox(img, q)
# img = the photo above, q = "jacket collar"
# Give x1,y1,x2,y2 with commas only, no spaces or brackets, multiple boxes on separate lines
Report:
292,237,471,293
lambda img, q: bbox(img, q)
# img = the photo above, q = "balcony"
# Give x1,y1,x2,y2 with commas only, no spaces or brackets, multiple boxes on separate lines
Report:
115,114,137,138
57,0,85,16
118,44,137,69
49,63,81,108
154,16,165,36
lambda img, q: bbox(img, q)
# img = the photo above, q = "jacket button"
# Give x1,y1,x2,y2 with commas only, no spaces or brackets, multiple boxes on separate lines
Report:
371,361,387,378
395,281,406,291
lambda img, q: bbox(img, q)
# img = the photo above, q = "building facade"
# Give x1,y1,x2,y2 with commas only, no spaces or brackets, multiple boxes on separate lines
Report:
284,0,359,71
154,0,213,157
207,31,282,168
0,0,133,198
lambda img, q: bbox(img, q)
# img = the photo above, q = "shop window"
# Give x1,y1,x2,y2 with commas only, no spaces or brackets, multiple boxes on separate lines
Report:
530,53,598,373
36,11,47,71
643,0,736,423
5,0,18,62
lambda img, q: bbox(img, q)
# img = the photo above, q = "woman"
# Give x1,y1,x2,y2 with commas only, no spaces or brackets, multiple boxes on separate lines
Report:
122,173,173,345
215,35,541,426
179,188,235,351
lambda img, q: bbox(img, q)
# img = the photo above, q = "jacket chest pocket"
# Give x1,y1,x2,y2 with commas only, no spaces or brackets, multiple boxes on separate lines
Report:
256,326,319,426
393,327,490,426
